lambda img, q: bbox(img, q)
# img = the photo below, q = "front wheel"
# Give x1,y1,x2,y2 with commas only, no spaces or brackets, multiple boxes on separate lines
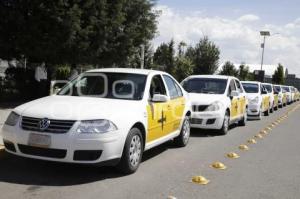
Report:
117,128,144,174
174,116,190,147
219,111,229,135
238,109,247,126
264,106,270,116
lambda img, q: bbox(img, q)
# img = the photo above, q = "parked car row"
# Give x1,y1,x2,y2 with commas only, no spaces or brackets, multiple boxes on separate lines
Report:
1,68,299,174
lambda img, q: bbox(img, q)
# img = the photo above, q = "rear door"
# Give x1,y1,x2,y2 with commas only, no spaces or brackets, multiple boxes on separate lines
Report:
162,75,185,134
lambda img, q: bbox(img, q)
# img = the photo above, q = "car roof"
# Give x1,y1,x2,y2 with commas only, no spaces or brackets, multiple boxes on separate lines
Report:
185,75,232,80
241,81,261,84
86,68,165,75
261,83,272,86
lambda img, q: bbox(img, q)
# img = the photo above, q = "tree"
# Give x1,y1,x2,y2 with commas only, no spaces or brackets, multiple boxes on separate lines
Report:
0,0,158,66
153,39,175,74
272,63,285,84
173,56,194,82
219,61,238,76
188,37,220,75
238,63,250,80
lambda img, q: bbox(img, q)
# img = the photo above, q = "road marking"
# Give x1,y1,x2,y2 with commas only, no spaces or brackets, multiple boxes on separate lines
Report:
226,152,240,159
210,162,227,170
239,144,249,151
167,196,177,199
191,176,210,185
254,134,263,139
247,139,257,144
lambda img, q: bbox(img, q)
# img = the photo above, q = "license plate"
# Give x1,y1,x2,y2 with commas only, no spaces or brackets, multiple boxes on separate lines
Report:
28,133,51,148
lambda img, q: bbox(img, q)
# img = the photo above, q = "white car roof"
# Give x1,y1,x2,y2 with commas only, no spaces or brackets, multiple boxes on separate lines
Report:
185,75,232,80
261,83,272,86
241,81,261,84
86,68,164,75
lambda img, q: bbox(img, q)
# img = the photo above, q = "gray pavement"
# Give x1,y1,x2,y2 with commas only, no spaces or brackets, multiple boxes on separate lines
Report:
0,102,299,199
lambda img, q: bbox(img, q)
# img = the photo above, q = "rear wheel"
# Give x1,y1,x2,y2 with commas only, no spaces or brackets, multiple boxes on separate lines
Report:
219,111,229,135
174,116,190,147
117,128,143,174
264,106,270,116
270,104,274,113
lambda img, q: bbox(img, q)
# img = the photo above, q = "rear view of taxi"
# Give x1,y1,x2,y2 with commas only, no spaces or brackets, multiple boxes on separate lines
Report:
182,75,248,135
241,81,270,119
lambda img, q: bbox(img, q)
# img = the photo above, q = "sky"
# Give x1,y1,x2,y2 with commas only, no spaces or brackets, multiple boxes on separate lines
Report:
153,0,300,76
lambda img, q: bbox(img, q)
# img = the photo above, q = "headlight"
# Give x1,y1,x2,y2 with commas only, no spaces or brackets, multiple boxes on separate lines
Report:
5,111,20,126
250,96,259,104
204,101,222,112
76,120,117,134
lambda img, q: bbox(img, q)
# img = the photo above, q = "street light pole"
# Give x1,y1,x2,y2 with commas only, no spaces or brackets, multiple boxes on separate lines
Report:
260,31,270,71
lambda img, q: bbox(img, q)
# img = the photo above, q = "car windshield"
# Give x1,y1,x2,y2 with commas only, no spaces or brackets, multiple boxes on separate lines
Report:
282,86,290,92
274,86,281,92
182,78,227,94
58,72,147,100
263,84,272,93
242,83,259,93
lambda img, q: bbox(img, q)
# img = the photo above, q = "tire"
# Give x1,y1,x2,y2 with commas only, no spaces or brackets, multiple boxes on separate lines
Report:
238,109,247,126
174,116,190,147
264,106,270,116
219,111,230,135
270,104,274,113
117,128,144,174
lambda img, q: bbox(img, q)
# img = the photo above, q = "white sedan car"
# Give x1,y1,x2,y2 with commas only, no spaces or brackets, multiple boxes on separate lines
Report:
1,68,191,174
181,75,248,135
241,81,270,119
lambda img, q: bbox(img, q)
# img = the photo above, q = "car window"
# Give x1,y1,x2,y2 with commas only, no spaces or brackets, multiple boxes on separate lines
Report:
263,84,272,93
228,79,236,95
182,78,227,94
163,75,181,99
242,83,259,93
149,75,167,99
58,72,147,100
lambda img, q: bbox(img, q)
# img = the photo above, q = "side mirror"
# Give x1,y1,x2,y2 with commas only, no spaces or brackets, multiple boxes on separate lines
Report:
230,90,239,97
261,89,268,94
152,94,169,102
274,91,279,95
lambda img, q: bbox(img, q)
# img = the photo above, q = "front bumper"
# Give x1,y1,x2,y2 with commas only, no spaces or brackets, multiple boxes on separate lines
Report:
247,103,260,118
1,123,124,164
190,111,224,129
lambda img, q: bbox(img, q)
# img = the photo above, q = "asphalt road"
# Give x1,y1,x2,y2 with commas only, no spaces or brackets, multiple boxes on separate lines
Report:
0,102,300,199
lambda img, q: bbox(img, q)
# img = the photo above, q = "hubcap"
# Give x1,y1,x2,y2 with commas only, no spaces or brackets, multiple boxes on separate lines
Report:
129,135,142,167
182,119,190,144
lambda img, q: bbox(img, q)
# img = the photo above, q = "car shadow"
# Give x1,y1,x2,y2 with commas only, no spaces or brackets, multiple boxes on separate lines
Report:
190,123,241,137
0,141,177,186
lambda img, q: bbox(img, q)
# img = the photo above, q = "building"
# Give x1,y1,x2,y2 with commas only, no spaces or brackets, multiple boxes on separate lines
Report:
285,74,300,90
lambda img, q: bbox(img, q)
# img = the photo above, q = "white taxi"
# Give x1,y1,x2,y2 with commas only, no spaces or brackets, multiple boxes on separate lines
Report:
181,75,248,135
282,86,292,105
241,81,270,119
274,85,285,108
1,68,191,174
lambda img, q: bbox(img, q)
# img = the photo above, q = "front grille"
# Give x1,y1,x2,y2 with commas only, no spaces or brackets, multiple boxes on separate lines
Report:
191,118,203,124
192,105,209,112
21,116,75,134
18,144,67,159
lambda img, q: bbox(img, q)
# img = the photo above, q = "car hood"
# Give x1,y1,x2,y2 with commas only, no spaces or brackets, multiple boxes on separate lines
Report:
245,93,260,101
14,96,144,121
188,93,225,105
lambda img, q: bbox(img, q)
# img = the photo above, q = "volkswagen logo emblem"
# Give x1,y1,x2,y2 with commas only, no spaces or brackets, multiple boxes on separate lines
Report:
39,118,50,131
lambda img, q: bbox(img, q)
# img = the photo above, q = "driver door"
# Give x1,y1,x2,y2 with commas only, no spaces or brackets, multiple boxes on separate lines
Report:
146,75,170,143
229,79,239,120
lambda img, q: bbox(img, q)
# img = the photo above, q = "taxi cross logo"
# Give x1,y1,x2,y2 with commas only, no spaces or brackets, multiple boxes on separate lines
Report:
38,118,51,131
158,111,166,130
